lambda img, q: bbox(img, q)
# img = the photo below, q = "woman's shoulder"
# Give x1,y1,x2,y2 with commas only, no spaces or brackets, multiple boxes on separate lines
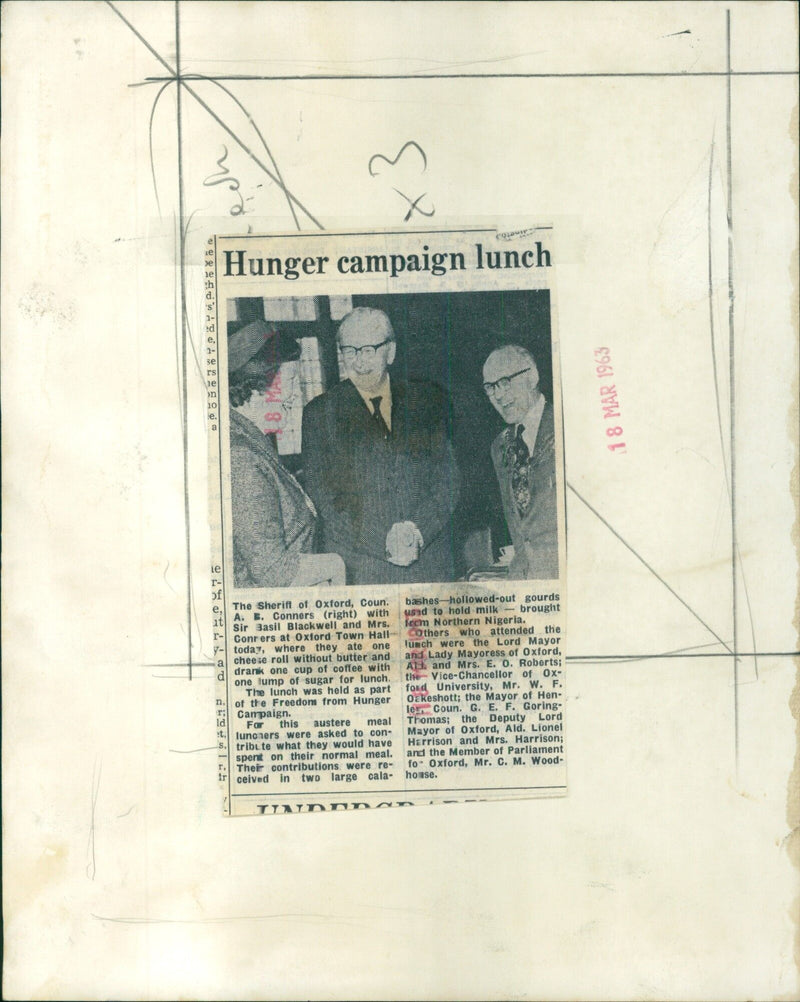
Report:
230,411,278,466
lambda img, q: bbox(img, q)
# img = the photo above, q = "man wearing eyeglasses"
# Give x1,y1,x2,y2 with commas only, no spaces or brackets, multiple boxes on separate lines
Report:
482,345,558,580
301,307,460,584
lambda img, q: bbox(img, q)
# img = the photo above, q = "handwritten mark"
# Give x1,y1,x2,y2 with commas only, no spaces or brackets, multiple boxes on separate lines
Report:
86,757,102,881
368,141,434,222
162,560,177,595
392,187,435,222
368,140,427,177
202,145,246,216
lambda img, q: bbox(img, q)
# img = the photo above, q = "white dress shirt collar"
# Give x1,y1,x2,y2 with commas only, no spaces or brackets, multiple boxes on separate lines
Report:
354,374,392,430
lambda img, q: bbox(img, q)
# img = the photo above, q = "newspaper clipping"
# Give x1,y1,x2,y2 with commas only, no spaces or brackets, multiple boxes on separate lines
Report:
206,227,567,815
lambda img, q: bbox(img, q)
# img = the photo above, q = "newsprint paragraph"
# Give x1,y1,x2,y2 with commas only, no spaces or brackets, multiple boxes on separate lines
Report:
206,227,567,814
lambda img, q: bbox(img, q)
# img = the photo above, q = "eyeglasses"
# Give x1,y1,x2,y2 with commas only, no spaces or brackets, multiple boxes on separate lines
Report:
483,367,531,396
339,338,393,362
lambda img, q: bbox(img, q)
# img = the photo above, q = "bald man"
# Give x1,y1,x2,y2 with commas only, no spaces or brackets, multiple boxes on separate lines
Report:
482,345,559,580
302,307,460,585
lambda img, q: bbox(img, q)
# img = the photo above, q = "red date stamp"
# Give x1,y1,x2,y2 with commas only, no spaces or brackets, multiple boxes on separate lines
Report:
594,347,626,454
263,368,283,436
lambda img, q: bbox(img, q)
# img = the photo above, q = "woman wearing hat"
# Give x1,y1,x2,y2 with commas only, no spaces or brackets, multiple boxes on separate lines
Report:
228,320,344,588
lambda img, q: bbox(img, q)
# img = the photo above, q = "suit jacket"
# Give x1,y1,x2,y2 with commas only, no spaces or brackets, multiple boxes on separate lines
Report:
301,378,460,585
491,401,559,580
230,409,315,588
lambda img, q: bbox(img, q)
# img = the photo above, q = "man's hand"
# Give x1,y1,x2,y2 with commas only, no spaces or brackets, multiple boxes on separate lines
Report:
385,521,423,566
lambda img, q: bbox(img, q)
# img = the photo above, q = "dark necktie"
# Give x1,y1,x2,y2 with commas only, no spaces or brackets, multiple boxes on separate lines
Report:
370,395,390,437
511,423,531,516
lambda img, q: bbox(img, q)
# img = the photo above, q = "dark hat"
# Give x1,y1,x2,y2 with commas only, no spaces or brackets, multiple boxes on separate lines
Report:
227,319,301,373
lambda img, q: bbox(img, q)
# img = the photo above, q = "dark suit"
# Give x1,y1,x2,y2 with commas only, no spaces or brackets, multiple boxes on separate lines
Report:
301,378,460,584
491,401,559,580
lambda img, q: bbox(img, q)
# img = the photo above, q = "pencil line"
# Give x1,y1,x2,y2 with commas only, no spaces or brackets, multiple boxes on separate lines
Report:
577,639,730,664
143,663,215,668
726,8,739,775
219,228,498,239
148,81,174,215
105,1,177,76
567,483,733,655
175,1,192,681
568,651,800,664
707,128,760,687
134,70,799,84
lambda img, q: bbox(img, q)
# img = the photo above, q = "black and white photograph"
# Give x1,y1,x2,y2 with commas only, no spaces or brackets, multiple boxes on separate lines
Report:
224,289,560,588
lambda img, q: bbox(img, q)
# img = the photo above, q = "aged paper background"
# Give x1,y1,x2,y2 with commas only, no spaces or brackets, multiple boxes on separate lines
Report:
2,2,798,998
